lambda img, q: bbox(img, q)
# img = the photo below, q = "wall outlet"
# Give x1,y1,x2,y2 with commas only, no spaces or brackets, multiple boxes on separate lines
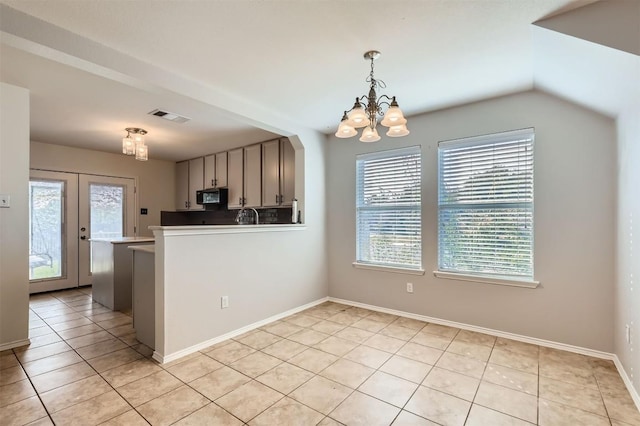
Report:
0,194,9,208
221,296,229,309
406,282,414,293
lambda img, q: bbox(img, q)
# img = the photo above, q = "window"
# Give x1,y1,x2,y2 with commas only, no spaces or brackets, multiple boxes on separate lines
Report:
356,146,422,271
438,128,534,281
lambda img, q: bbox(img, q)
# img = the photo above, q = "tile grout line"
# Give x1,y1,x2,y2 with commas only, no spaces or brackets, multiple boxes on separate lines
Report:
23,290,151,425
18,290,635,425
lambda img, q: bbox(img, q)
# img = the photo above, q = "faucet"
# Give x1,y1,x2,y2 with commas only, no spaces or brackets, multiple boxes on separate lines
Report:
235,207,259,225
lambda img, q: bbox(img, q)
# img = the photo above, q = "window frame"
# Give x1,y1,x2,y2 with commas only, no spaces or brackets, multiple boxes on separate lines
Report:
354,145,424,275
435,128,538,288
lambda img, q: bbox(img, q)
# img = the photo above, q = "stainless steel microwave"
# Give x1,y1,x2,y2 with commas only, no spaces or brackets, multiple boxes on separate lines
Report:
196,188,228,205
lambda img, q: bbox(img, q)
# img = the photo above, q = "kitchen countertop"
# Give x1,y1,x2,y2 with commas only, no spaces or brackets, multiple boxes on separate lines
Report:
90,236,155,244
150,223,305,236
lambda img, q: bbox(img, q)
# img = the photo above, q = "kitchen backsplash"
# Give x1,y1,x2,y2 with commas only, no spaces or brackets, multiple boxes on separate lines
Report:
160,207,294,226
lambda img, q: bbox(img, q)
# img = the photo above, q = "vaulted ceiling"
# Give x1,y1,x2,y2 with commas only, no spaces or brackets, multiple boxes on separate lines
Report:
1,0,636,162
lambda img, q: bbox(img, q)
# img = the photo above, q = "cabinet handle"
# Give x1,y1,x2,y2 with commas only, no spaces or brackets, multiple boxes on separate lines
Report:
185,201,188,208
211,179,215,187
214,178,217,187
275,194,278,204
239,197,242,206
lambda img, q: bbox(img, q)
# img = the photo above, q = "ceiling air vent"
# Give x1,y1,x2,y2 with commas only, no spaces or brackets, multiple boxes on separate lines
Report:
148,109,191,124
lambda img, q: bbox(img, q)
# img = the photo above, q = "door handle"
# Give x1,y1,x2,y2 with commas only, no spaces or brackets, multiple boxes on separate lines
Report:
80,236,87,240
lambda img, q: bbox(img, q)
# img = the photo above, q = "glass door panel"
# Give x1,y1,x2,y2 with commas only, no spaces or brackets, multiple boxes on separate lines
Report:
90,184,125,240
29,170,79,293
29,180,63,280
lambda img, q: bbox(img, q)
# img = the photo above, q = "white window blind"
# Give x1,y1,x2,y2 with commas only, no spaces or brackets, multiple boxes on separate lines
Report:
356,146,422,270
438,129,534,279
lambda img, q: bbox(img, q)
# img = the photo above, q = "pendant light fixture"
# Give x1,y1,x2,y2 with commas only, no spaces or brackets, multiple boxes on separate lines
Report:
335,51,409,142
122,128,148,161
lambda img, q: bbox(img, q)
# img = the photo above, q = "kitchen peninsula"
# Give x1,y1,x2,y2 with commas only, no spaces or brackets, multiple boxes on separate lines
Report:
147,223,324,364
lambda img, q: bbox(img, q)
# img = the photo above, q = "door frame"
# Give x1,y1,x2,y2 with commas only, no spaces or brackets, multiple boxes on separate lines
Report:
78,174,136,286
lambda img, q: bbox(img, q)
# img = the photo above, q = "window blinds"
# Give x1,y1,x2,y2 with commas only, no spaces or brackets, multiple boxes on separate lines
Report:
356,146,422,269
438,129,534,278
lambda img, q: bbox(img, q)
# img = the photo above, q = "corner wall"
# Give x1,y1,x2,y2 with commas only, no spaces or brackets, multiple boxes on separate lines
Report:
30,142,176,237
615,107,640,395
327,90,616,352
0,82,30,349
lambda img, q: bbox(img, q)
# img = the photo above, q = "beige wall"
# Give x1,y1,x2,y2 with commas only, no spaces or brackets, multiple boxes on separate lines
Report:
327,90,616,352
30,142,176,237
0,83,30,348
615,107,640,394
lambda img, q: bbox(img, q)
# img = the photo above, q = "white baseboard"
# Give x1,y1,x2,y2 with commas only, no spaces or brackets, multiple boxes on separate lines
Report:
0,338,30,352
612,354,640,411
153,296,329,364
329,296,640,411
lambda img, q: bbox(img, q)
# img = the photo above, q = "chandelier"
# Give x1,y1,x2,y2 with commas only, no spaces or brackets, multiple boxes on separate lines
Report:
335,51,409,142
122,127,148,161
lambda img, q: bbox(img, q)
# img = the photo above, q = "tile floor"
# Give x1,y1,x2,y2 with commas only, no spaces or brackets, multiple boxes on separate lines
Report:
1,287,639,425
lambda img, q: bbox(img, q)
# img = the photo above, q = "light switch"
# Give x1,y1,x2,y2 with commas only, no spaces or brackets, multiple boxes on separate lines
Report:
0,194,9,208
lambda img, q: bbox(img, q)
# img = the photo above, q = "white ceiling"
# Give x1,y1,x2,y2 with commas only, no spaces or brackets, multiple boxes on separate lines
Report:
0,0,598,161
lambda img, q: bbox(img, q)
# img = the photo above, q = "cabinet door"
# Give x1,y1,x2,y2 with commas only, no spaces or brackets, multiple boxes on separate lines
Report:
216,152,228,188
188,158,204,210
243,144,262,208
280,138,295,206
261,140,280,207
175,161,189,210
204,154,216,188
227,148,244,209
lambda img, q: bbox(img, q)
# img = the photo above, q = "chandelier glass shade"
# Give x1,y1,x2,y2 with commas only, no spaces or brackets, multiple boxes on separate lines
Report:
122,128,148,161
335,51,409,142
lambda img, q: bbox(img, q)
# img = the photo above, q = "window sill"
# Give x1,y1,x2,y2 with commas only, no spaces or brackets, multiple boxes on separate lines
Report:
433,271,540,288
353,262,425,276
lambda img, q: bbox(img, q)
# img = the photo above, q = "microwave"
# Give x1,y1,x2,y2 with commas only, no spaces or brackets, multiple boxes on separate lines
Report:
196,188,228,205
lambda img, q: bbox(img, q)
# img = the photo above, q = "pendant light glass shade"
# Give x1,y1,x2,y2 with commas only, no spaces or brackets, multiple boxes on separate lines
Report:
122,136,135,155
335,119,357,138
381,104,407,127
347,103,368,128
386,124,410,137
132,132,145,144
135,141,148,161
359,126,381,143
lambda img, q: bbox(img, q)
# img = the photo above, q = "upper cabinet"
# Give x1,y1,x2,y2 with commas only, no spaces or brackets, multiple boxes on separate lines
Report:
204,152,228,189
243,144,262,208
216,152,228,188
262,138,295,207
175,138,294,211
227,148,244,209
175,157,204,210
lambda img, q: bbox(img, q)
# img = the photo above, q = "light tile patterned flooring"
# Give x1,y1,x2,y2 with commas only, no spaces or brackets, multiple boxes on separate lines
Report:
1,287,639,425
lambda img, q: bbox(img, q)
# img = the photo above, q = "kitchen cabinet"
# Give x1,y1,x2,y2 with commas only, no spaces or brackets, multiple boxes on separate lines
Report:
216,152,228,188
227,148,244,209
204,152,228,189
91,237,154,311
176,158,204,210
262,138,295,207
243,144,262,208
131,244,155,349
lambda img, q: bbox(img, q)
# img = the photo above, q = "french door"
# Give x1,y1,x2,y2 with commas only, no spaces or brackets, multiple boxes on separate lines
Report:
29,170,136,293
